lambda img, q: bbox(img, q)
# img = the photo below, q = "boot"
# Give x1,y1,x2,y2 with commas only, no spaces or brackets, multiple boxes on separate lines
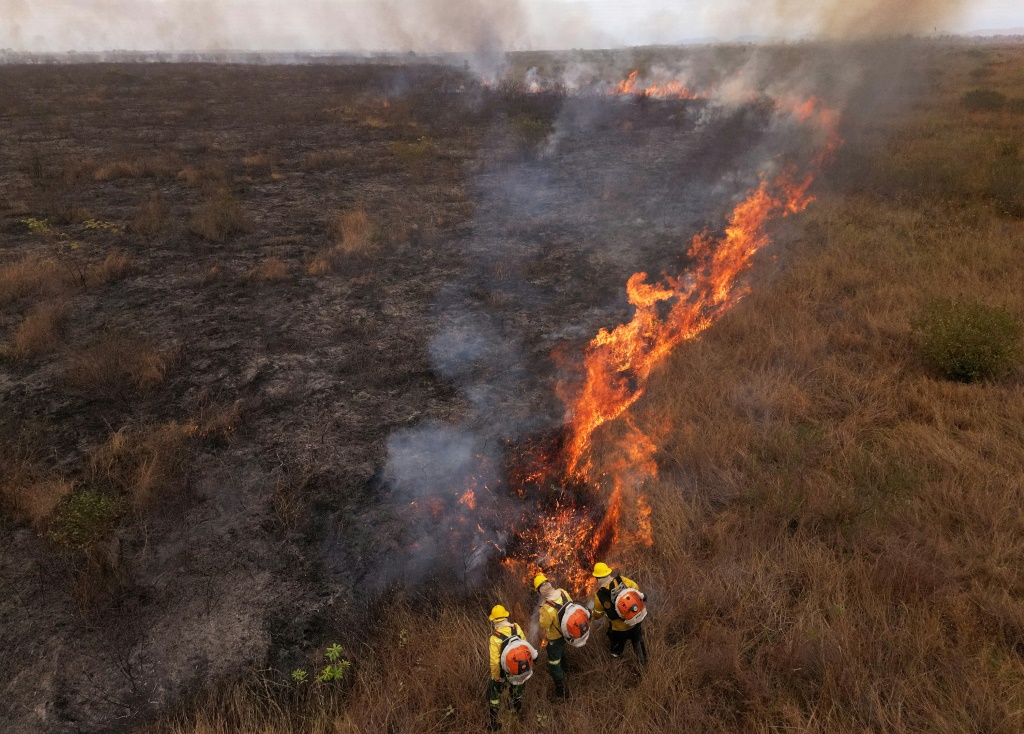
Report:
553,679,568,700
488,707,502,731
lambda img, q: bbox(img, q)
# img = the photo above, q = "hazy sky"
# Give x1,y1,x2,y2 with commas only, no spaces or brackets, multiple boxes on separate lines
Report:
1,0,1021,53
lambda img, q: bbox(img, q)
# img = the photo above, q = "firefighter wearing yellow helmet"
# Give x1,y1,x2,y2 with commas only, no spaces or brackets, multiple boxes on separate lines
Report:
533,572,580,699
487,604,537,731
591,562,648,665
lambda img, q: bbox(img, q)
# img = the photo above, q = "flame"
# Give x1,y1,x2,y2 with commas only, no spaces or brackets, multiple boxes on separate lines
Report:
563,170,814,482
614,70,703,100
405,89,841,593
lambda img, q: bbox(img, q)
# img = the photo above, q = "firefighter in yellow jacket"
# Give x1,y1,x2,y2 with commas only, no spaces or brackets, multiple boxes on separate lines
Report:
591,562,648,665
487,605,535,730
534,573,572,699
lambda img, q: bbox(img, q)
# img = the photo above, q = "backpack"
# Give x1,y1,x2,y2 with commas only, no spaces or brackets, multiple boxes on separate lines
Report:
548,592,592,648
494,625,538,685
598,575,648,628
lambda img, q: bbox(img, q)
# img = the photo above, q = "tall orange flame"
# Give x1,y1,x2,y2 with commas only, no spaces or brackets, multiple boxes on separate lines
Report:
563,170,815,483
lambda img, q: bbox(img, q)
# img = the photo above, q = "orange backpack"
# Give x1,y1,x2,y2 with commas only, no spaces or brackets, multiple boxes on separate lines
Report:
494,626,537,684
598,575,648,628
549,592,592,648
612,587,647,626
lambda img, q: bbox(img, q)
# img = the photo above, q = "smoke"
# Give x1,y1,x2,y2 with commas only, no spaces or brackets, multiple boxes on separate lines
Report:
0,0,974,56
0,0,529,57
710,0,969,38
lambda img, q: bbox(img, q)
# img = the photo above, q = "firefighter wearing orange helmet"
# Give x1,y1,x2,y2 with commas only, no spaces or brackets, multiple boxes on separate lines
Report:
591,562,648,665
487,604,537,730
533,572,590,699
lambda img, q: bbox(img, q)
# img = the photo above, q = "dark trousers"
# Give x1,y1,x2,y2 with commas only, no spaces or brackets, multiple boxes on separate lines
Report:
487,678,524,712
608,622,647,664
545,637,566,684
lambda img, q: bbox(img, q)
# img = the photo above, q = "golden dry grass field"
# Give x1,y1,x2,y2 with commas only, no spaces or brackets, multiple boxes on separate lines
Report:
2,40,1024,734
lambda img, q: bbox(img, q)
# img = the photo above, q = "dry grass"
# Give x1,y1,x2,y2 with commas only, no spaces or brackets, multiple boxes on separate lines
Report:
0,455,74,531
0,254,65,305
0,250,130,307
148,48,1024,734
131,191,169,235
307,205,375,275
9,300,68,359
242,152,279,172
301,149,356,170
190,189,248,242
87,422,195,508
93,153,180,181
63,332,174,394
84,250,132,287
332,206,372,254
247,257,290,282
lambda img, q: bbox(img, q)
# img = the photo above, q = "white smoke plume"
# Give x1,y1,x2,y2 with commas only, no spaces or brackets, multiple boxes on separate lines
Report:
709,0,969,39
0,0,972,56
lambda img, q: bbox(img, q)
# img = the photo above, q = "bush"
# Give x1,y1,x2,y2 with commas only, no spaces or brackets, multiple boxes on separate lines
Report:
49,488,122,549
961,89,1007,112
914,300,1021,382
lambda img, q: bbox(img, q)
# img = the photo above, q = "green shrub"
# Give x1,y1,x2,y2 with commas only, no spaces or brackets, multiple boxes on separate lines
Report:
49,488,122,549
914,300,1021,382
961,89,1007,112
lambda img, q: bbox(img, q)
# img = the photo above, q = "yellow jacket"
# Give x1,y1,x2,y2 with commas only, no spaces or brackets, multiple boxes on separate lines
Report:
592,575,639,632
489,621,525,681
538,589,573,642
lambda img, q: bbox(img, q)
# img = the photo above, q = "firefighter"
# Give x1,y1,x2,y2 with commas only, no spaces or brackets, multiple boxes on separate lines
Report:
487,604,536,730
591,562,648,665
534,573,574,699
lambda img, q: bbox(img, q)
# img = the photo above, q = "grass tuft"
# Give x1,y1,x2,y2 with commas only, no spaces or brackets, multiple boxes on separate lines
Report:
190,189,248,242
64,332,174,394
247,257,290,282
9,300,68,359
914,300,1021,382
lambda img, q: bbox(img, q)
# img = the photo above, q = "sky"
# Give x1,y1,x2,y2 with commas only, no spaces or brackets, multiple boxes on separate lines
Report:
0,0,1021,53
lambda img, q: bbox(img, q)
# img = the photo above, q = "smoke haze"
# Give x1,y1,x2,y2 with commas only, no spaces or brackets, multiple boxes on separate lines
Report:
0,0,978,54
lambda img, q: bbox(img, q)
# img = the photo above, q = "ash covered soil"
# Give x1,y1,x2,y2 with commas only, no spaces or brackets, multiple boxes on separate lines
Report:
0,61,781,732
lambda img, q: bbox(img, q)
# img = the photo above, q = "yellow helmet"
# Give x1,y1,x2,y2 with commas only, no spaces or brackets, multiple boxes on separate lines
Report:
592,562,613,578
533,573,549,590
489,604,510,622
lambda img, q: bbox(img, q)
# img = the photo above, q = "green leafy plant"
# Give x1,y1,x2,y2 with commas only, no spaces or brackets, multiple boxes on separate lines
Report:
292,643,350,687
84,218,123,234
48,488,122,549
21,217,54,236
914,300,1021,382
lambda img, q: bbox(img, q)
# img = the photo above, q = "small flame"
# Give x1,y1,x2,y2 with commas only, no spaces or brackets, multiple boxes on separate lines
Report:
614,70,704,100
